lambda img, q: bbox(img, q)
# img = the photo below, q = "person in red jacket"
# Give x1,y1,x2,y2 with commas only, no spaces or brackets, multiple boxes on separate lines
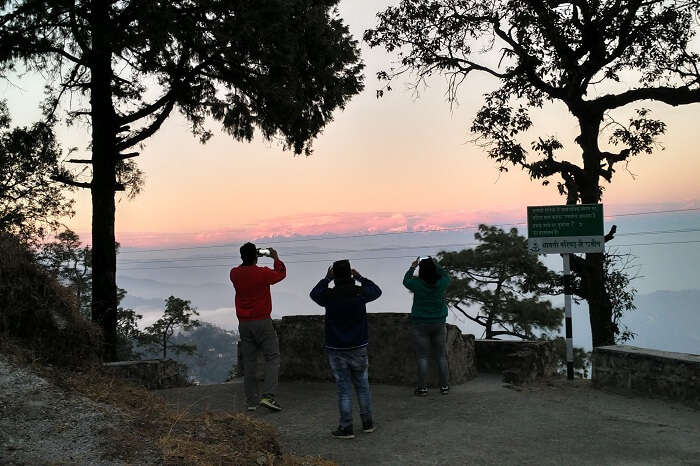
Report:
230,242,286,411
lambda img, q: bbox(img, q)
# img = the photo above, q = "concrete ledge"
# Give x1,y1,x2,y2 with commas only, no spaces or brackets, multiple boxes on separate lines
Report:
242,313,477,386
592,345,700,407
102,359,189,390
475,339,558,385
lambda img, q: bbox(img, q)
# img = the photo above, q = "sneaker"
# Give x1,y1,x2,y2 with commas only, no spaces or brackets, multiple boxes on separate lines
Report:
259,396,282,412
362,420,376,433
331,426,355,439
440,386,449,395
414,387,428,397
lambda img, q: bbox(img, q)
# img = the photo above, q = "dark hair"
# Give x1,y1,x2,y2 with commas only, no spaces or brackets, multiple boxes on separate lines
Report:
240,242,257,265
418,258,440,286
332,259,352,280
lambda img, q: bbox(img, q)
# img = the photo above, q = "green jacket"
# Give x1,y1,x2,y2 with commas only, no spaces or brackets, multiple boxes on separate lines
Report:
402,264,450,323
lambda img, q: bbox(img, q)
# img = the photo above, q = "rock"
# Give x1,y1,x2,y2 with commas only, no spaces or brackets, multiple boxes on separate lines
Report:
102,359,189,390
475,339,558,385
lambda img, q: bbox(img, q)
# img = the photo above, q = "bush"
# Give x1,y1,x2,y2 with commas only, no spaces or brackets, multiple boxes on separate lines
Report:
0,233,102,366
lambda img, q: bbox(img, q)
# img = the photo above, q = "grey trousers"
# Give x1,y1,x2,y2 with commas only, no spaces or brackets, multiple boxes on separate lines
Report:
413,322,449,388
239,318,280,405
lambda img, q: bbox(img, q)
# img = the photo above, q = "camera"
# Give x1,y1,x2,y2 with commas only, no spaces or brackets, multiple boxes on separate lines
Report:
257,248,271,257
417,256,431,262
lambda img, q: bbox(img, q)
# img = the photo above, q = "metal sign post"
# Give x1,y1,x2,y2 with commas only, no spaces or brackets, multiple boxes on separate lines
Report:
527,204,605,380
562,253,573,379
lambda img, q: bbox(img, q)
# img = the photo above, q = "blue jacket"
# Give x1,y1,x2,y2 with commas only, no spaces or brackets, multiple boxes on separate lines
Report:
310,276,382,350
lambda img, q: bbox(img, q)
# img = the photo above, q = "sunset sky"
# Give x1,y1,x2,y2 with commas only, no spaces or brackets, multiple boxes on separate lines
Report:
3,0,699,247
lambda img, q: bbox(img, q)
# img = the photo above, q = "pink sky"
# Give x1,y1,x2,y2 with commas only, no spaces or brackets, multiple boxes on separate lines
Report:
3,0,699,248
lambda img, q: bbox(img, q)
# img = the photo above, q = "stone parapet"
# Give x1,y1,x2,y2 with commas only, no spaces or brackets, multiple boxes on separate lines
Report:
242,313,477,386
592,345,700,407
475,340,559,385
102,359,189,390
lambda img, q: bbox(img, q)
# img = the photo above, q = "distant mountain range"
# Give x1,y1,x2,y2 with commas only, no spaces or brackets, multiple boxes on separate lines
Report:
621,289,700,355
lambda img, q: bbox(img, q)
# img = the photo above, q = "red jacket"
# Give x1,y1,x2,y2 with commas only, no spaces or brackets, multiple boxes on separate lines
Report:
230,259,286,322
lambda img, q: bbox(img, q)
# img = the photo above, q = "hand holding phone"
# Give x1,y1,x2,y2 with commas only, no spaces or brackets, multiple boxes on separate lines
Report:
257,248,271,257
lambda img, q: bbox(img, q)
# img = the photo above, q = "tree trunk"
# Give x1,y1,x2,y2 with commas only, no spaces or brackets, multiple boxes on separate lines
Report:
577,116,615,347
484,313,494,339
484,280,503,339
90,1,118,361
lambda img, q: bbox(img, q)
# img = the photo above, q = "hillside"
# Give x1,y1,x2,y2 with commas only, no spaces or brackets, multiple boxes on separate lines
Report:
0,234,329,465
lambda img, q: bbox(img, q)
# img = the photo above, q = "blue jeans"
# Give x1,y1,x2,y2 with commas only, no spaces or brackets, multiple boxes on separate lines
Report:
413,322,449,388
327,347,373,429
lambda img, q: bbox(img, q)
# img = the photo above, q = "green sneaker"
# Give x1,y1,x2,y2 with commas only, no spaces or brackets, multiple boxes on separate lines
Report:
259,396,282,411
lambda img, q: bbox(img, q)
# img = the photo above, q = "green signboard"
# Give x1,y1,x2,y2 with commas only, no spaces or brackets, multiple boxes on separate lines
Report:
527,204,604,254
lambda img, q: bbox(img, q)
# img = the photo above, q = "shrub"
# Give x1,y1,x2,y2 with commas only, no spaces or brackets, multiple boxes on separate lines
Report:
0,233,102,366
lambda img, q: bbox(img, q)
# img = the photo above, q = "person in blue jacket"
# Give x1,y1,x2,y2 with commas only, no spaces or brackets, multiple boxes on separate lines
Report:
310,259,382,439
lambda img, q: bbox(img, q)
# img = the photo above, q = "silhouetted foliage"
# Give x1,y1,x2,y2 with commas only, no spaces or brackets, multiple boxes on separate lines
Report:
114,287,144,361
0,101,73,245
552,337,591,378
141,296,201,360
167,322,238,384
438,225,563,339
365,0,699,346
39,229,144,359
40,229,92,318
602,251,639,343
0,233,102,366
0,0,364,360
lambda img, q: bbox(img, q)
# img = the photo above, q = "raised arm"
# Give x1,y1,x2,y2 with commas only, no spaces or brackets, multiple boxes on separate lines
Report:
403,266,418,291
310,266,334,307
264,248,286,284
353,269,382,303
309,278,331,306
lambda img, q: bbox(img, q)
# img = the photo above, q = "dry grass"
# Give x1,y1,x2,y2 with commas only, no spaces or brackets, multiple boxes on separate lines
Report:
58,368,335,465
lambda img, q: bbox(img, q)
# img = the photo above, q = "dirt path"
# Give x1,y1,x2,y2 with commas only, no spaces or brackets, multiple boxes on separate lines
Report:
0,357,147,466
158,376,700,466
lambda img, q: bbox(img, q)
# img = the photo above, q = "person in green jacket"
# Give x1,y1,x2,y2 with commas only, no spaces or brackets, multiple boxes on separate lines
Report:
402,257,451,396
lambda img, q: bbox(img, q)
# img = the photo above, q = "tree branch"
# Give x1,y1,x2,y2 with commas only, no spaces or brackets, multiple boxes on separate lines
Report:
117,152,139,160
451,303,488,326
489,329,530,340
595,86,700,111
51,174,91,189
116,99,176,151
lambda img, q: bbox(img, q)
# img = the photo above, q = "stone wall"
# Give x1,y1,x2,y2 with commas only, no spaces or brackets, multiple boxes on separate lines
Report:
475,340,559,385
102,359,189,390
592,345,700,407
243,313,477,386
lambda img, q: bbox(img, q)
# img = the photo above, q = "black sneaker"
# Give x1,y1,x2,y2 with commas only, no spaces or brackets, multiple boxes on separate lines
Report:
440,386,449,395
331,426,355,439
259,396,282,411
362,420,376,433
414,387,428,397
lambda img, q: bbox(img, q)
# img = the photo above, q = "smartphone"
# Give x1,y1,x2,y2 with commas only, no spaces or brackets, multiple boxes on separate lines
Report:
257,248,271,257
417,256,431,262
